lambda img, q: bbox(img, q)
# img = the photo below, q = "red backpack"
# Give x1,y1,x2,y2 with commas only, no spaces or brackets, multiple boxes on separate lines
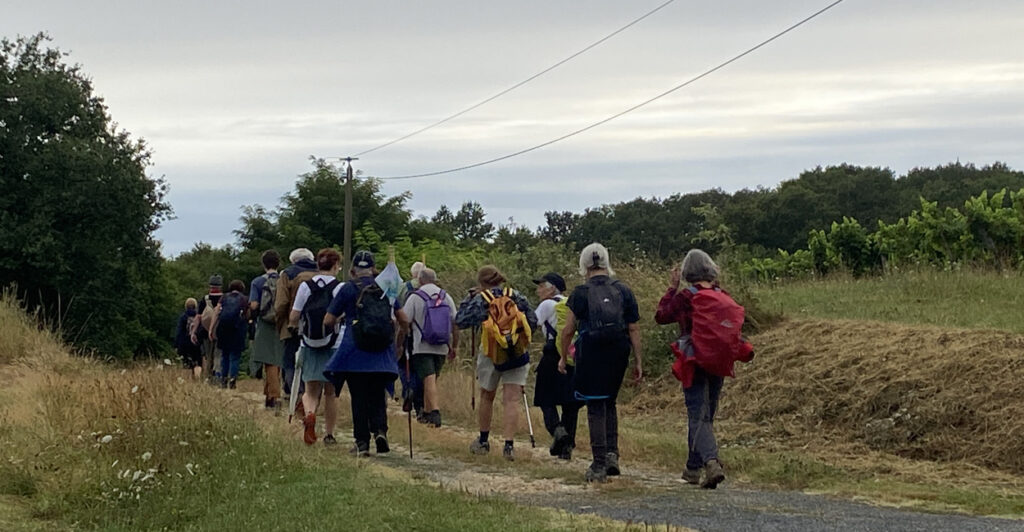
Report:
672,286,754,386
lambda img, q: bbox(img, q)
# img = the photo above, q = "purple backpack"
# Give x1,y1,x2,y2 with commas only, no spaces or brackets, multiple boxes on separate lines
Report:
413,289,451,345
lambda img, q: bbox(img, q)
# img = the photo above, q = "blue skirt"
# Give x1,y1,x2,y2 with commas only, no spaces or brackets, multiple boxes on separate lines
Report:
300,345,334,383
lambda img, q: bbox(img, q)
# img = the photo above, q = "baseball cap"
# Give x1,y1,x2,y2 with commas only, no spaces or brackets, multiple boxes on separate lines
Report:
353,250,375,269
532,272,566,292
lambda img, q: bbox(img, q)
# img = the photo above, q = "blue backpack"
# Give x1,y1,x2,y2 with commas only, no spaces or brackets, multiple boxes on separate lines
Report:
413,289,451,346
217,292,246,333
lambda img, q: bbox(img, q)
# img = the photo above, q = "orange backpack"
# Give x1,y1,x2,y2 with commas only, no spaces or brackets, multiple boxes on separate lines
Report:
480,288,532,370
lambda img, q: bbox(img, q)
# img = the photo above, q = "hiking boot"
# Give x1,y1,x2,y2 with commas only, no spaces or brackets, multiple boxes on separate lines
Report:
558,446,573,461
350,441,370,457
323,434,338,447
503,443,515,462
416,411,430,424
469,439,490,455
605,452,621,476
681,468,702,485
302,412,317,446
429,410,442,428
701,459,725,489
228,379,237,390
550,426,570,456
375,433,390,454
585,462,608,483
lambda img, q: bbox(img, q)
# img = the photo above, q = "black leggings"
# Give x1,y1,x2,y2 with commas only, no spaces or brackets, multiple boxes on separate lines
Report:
347,373,391,444
586,398,619,466
541,403,582,446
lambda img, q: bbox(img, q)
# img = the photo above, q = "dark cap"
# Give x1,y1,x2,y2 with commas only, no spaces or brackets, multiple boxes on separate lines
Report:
208,274,223,287
532,272,566,292
352,250,375,269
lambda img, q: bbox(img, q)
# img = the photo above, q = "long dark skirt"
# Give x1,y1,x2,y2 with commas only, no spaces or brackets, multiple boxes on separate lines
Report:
534,341,578,407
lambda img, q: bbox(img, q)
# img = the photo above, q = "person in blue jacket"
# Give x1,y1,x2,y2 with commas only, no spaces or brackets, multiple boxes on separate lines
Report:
323,251,407,457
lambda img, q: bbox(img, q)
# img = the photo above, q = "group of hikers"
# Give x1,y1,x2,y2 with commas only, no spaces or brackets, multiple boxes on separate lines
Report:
174,243,753,488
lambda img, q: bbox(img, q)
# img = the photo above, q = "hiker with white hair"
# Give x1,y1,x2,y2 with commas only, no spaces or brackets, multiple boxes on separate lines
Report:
559,243,642,483
397,260,427,420
656,248,754,489
175,298,203,380
398,267,458,428
276,247,318,412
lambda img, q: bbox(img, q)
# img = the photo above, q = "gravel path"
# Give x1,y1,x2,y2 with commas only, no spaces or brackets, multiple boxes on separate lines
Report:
237,386,1024,531
523,485,1024,532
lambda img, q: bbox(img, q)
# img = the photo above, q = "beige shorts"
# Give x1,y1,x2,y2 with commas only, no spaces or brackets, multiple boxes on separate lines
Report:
476,352,529,392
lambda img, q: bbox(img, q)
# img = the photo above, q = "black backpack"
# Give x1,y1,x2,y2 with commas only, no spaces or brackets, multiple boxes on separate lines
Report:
301,278,341,347
352,282,394,352
584,279,627,342
217,292,247,333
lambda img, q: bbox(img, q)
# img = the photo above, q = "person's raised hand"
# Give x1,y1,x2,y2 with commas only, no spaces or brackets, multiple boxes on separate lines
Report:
670,266,681,290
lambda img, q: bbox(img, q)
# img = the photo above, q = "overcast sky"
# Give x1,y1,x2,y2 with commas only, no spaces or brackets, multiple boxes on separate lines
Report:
5,1,1024,256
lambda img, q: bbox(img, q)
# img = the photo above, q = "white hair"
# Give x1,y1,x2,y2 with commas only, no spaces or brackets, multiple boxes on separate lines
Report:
682,249,719,283
410,261,425,278
289,248,314,264
418,267,437,285
578,242,615,277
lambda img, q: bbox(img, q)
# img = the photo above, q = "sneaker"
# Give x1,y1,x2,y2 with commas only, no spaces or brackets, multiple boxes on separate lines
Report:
550,426,570,457
375,434,390,454
701,459,725,489
606,452,621,476
323,434,338,447
469,438,491,455
585,462,608,483
350,441,370,457
681,468,702,485
503,443,515,462
228,379,237,390
302,412,317,446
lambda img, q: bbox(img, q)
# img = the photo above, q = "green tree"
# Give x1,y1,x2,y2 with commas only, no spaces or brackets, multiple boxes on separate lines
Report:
0,34,172,358
452,201,494,243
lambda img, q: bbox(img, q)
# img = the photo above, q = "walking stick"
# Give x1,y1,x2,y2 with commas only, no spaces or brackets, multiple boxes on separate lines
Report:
522,386,535,448
406,354,414,459
470,326,477,411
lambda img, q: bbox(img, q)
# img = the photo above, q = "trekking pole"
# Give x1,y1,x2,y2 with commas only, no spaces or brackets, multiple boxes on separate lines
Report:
522,386,535,448
406,355,414,459
470,326,477,411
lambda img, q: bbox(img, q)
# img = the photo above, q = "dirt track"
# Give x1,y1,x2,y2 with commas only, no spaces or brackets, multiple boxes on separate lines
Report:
234,386,1024,531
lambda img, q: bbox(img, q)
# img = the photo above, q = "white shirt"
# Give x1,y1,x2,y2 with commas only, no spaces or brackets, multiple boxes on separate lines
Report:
402,283,456,355
535,295,563,339
293,275,345,348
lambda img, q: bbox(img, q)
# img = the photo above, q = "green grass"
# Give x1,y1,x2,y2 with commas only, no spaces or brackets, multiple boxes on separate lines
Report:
751,269,1024,333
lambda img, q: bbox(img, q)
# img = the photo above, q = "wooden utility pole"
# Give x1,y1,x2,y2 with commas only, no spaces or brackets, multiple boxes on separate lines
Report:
341,157,358,280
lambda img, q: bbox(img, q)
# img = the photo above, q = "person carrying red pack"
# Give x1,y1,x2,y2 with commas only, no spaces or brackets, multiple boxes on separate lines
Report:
655,249,753,489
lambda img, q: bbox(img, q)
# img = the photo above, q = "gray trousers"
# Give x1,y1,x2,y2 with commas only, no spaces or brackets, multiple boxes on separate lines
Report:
683,366,724,470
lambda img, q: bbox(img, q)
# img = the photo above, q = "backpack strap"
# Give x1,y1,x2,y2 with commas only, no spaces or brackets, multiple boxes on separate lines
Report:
687,285,699,295
480,289,496,304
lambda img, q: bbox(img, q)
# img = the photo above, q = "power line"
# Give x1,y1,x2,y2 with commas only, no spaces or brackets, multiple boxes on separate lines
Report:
372,0,847,181
354,0,679,157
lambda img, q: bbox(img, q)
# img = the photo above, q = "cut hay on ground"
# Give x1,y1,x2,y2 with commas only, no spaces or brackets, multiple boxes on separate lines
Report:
716,318,1024,475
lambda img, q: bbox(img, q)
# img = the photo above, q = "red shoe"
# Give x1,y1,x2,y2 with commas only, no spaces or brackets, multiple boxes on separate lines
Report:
303,412,317,445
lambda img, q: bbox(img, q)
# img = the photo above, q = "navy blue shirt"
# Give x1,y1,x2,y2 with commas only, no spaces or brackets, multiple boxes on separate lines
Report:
326,276,400,325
